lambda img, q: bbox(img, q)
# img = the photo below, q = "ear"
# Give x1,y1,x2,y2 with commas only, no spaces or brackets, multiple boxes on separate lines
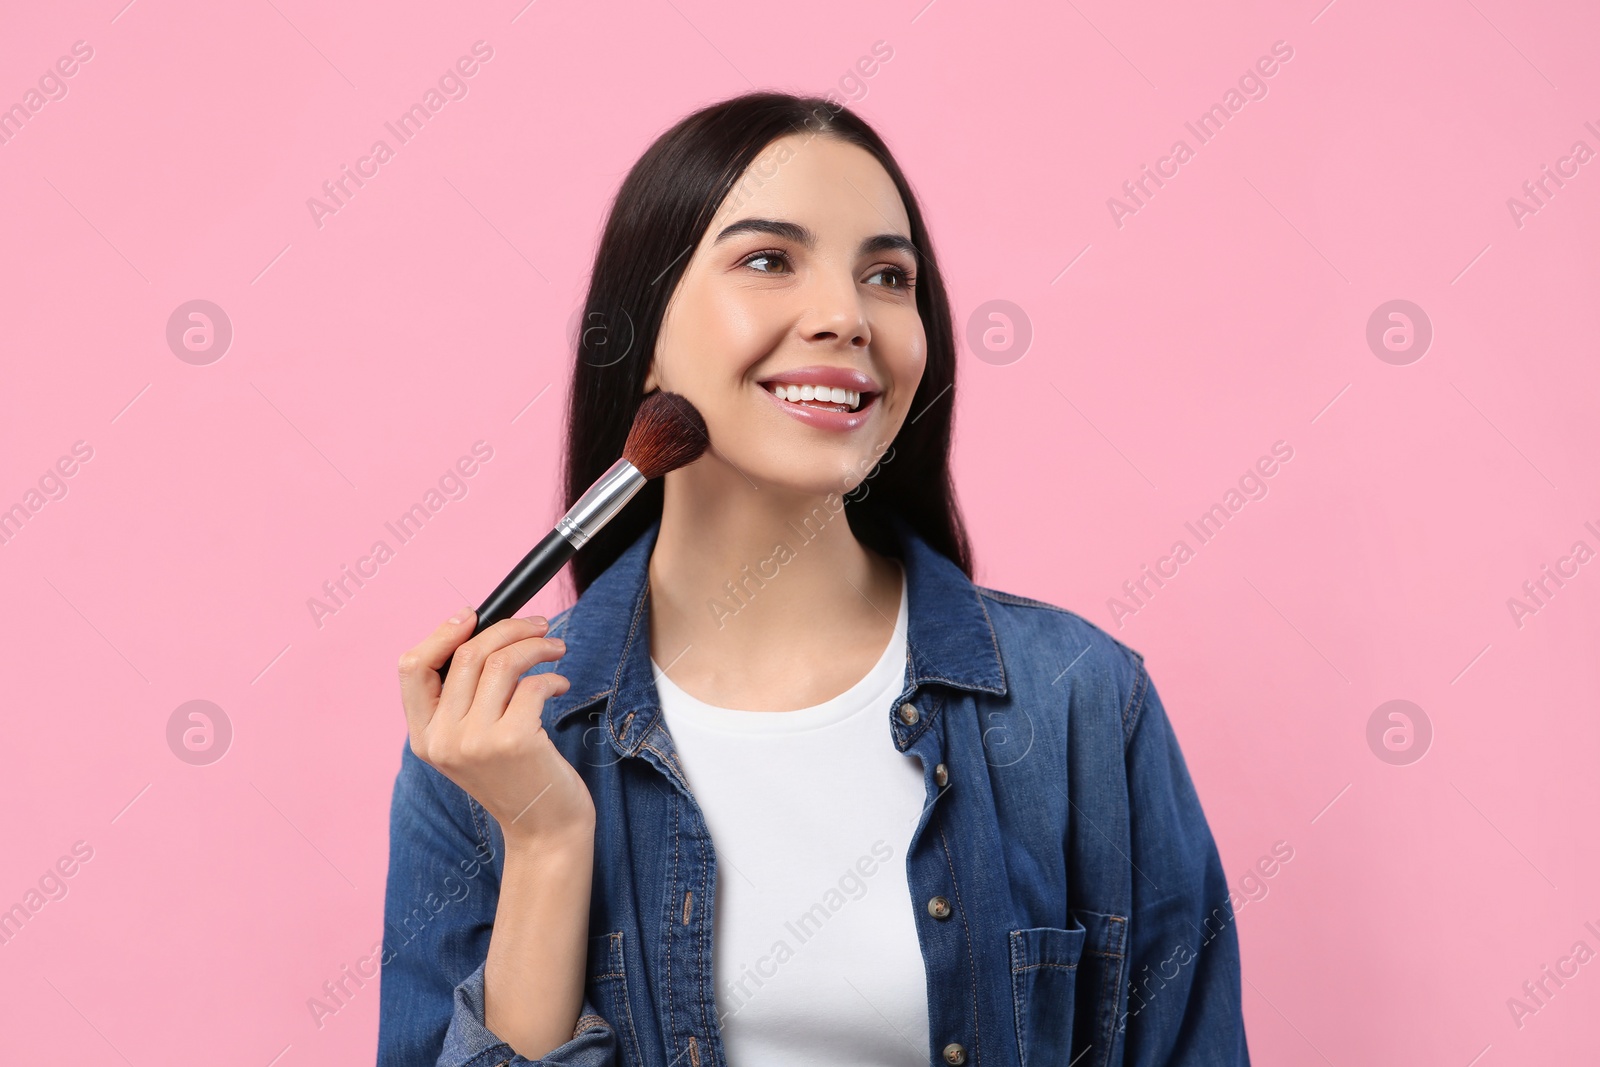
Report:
642,361,660,393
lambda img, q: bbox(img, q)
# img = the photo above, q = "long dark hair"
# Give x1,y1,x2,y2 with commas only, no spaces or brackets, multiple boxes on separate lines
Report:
563,91,971,596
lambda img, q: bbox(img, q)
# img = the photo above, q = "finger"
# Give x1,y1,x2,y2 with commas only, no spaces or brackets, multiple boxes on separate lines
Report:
440,615,550,718
466,636,567,724
503,670,571,732
399,607,478,743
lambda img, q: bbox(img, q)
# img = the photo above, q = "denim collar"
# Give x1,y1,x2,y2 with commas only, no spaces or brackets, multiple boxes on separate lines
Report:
544,514,1006,748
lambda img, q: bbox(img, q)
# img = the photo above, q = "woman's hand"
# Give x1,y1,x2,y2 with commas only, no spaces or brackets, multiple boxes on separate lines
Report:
399,610,595,852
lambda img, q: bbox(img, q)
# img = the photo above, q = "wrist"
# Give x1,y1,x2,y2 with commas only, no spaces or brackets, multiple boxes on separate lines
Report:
503,824,595,866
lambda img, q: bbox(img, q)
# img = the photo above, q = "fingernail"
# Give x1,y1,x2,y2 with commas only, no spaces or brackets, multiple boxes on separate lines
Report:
448,606,475,624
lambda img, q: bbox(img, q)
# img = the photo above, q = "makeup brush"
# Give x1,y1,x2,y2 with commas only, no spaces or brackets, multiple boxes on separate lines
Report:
438,390,708,682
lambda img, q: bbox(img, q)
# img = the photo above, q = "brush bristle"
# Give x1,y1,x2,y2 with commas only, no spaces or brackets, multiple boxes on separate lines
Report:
622,391,709,479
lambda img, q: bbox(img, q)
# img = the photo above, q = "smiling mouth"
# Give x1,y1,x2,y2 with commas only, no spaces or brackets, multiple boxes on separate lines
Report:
762,382,874,413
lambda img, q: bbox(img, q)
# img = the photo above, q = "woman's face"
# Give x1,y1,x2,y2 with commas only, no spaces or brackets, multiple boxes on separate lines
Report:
645,133,927,499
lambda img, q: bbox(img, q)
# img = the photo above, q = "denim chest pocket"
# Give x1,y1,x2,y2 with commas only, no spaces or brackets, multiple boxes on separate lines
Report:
1009,910,1127,1067
588,931,645,1067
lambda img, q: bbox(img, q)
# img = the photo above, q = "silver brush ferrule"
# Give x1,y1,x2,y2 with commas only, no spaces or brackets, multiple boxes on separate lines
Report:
555,458,647,549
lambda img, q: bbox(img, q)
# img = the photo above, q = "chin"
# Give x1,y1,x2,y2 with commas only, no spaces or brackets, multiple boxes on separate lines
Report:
748,453,877,499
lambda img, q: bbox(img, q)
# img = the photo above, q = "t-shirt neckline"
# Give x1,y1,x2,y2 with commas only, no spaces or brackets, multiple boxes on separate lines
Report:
650,565,908,735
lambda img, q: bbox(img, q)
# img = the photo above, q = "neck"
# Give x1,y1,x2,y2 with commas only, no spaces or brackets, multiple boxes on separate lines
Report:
646,461,903,711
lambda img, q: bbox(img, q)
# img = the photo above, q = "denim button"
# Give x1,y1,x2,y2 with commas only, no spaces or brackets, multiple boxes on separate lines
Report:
927,895,951,920
898,702,920,725
942,1042,967,1065
934,763,948,787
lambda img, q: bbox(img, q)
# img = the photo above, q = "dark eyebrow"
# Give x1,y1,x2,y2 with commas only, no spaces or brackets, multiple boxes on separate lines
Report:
713,218,919,262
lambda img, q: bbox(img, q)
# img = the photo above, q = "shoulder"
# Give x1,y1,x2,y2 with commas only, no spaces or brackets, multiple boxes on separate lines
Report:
974,583,1146,670
974,584,1152,743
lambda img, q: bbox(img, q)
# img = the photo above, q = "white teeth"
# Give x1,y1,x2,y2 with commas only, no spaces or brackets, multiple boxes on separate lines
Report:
767,383,865,410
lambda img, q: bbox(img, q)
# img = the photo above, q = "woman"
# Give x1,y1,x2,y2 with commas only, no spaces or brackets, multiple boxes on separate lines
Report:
379,92,1249,1067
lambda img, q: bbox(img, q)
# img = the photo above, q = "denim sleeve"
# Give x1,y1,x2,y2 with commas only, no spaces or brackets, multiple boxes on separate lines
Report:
378,738,621,1067
1118,659,1251,1066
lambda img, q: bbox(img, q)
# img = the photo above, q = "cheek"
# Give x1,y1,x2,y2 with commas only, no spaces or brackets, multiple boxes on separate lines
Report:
883,320,928,407
663,280,780,376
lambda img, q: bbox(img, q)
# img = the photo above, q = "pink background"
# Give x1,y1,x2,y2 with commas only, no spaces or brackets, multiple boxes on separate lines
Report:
2,0,1597,1063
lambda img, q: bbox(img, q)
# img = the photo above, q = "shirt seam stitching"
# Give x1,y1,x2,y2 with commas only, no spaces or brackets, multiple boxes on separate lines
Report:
937,820,981,1063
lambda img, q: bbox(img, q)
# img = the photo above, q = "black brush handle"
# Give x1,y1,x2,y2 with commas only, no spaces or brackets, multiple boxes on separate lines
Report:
438,527,577,683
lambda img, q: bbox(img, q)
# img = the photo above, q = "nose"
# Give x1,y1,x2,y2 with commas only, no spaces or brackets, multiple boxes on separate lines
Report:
799,271,871,350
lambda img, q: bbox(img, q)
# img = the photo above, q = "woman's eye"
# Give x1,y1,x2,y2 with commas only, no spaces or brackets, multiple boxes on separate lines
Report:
867,266,916,290
743,250,790,274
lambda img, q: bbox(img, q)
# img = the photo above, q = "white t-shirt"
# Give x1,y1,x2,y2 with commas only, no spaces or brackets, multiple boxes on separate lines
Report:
651,567,929,1065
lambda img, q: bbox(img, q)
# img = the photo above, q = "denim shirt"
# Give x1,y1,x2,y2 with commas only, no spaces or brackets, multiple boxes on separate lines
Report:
378,516,1250,1067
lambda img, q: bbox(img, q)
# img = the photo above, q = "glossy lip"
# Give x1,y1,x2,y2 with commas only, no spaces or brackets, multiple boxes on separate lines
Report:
757,364,882,431
758,380,880,432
